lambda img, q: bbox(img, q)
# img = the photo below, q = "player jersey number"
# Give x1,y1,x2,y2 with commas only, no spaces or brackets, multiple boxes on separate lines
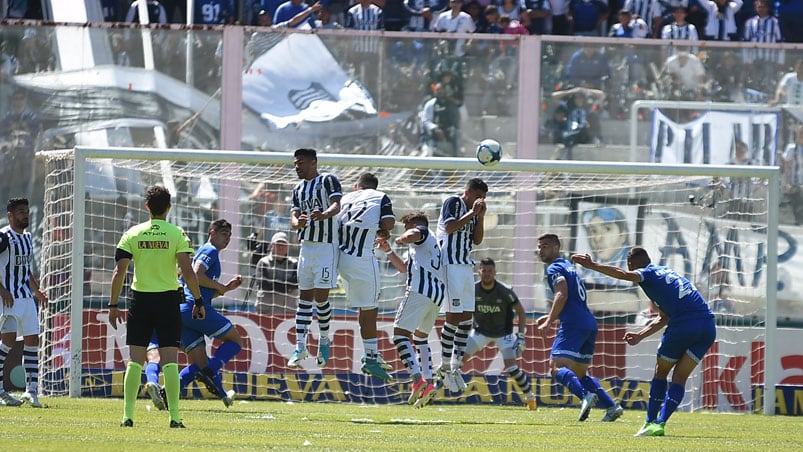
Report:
574,273,586,302
201,3,220,22
343,201,368,225
664,271,692,299
430,243,442,270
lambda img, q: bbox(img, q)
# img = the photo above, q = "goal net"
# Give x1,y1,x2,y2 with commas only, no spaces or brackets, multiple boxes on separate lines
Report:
37,147,780,414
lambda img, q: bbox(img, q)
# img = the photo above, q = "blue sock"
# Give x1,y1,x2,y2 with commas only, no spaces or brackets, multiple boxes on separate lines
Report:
179,363,200,389
555,367,587,400
657,383,686,424
647,378,668,423
145,362,160,385
580,375,615,408
208,342,242,372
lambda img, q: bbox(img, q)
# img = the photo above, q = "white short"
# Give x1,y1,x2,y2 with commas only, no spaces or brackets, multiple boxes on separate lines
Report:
297,240,339,291
338,251,379,309
394,291,440,334
0,297,40,336
465,330,517,360
444,263,475,313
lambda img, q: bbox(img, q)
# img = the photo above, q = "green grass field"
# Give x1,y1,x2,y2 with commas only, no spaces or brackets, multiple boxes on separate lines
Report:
3,396,799,451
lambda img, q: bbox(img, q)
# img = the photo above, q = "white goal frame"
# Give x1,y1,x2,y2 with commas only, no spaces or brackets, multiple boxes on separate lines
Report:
43,146,780,415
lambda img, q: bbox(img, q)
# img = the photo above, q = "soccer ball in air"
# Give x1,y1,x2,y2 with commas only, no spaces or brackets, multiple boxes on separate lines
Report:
476,139,502,167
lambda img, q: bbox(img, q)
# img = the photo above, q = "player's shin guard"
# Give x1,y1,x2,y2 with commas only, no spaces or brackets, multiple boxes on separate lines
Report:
23,345,38,393
145,361,161,385
316,300,332,341
123,361,143,421
452,320,472,369
647,378,668,423
208,341,242,372
295,300,314,349
363,337,378,360
580,375,615,408
414,337,433,381
440,322,457,370
179,363,199,389
394,335,421,378
555,367,587,400
657,383,685,423
162,362,181,423
507,365,531,393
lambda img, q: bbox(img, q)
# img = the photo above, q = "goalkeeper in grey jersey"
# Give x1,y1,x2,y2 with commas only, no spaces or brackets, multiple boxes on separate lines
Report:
454,257,536,407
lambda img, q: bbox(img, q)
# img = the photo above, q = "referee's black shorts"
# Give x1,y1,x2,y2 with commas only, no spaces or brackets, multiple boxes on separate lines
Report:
125,289,184,348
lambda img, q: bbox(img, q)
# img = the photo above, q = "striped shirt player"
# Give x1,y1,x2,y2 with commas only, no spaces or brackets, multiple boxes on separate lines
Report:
536,233,621,423
0,198,47,408
571,247,715,436
336,173,395,379
435,177,487,392
288,148,343,369
385,212,445,406
660,6,699,55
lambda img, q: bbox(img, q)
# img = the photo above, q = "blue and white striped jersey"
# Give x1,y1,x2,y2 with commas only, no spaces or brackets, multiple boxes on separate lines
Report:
742,15,784,64
338,188,394,257
406,225,446,305
344,3,384,53
0,226,35,300
437,195,477,265
291,172,343,244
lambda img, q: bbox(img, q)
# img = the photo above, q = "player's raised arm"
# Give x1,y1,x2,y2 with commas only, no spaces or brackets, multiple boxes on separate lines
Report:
571,253,641,282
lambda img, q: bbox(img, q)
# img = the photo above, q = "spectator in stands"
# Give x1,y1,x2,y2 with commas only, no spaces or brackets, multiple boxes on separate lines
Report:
110,32,132,67
0,90,42,202
742,0,784,90
782,124,803,225
609,8,649,37
125,0,169,23
701,0,743,41
659,48,707,100
550,86,605,156
563,44,611,90
258,0,285,21
404,0,446,31
550,0,571,34
254,232,299,314
708,50,746,102
431,0,476,56
274,0,317,28
466,0,489,30
726,140,758,219
315,6,343,28
192,0,236,24
421,82,462,157
770,59,803,106
777,0,803,43
623,0,661,37
499,0,525,21
660,5,700,58
524,0,552,34
101,0,126,22
16,28,55,74
6,0,28,18
345,0,384,96
568,0,609,36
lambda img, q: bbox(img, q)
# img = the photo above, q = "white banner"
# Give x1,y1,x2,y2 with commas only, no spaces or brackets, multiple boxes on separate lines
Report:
242,34,377,129
650,110,779,165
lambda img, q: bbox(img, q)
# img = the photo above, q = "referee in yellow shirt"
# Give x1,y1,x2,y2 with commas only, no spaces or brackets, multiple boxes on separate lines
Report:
108,185,203,428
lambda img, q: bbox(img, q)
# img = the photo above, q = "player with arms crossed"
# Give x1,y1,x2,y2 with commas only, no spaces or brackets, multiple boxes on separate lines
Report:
380,211,446,408
436,177,488,392
536,233,624,422
288,148,342,368
0,198,48,407
337,172,395,380
109,185,203,428
572,247,715,437
452,257,536,407
177,218,243,407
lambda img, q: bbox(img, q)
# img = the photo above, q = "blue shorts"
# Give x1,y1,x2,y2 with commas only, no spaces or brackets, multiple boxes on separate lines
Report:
551,326,597,364
180,305,233,352
658,317,716,363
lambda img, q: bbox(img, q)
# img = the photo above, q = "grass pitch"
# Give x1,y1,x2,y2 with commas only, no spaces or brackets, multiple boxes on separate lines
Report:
2,396,799,451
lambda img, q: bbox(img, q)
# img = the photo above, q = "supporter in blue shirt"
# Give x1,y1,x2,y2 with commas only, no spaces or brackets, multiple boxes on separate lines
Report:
274,0,317,28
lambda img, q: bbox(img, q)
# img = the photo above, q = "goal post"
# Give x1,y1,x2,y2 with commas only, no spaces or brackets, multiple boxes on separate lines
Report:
38,146,780,415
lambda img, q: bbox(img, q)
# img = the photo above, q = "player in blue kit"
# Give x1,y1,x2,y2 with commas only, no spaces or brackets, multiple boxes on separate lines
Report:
178,219,244,407
573,247,715,437
535,233,623,423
